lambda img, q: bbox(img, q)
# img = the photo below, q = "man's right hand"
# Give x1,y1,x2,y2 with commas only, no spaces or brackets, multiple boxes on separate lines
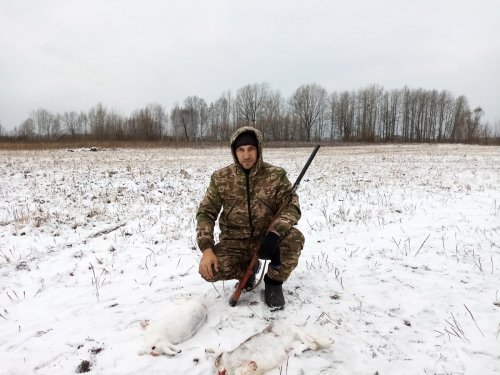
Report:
199,248,218,280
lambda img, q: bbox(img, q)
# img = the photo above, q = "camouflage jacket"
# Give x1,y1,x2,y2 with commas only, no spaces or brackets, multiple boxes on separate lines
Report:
196,126,301,252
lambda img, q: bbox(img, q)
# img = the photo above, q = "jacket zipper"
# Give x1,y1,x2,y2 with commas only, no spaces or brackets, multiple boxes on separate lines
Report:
245,173,254,231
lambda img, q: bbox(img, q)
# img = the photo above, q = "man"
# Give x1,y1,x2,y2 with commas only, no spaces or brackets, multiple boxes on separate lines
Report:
196,126,304,308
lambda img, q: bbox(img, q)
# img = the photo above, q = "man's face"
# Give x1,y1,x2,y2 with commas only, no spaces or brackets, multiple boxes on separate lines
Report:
235,145,257,170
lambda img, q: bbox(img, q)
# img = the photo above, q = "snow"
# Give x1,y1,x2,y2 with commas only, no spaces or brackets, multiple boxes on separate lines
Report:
1,144,499,374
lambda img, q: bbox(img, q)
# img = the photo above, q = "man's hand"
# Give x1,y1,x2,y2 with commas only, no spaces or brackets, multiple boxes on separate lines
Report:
199,248,218,280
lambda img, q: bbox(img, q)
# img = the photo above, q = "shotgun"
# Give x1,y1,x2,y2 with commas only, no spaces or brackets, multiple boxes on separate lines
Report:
229,144,321,307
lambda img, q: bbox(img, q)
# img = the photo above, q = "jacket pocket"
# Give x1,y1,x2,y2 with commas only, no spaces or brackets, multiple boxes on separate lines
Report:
252,192,276,229
255,191,276,214
222,196,248,226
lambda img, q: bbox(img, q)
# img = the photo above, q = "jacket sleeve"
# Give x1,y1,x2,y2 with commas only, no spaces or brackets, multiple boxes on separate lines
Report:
269,172,301,238
196,173,222,252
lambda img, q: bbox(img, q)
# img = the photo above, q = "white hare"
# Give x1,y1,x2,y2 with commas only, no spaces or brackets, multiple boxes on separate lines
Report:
138,299,207,356
214,322,333,375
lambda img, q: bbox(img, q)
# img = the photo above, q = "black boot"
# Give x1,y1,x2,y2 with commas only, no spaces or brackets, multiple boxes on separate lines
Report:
264,274,285,308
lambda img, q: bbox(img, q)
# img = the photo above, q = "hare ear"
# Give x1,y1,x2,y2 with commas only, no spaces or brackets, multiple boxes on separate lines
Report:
247,361,257,370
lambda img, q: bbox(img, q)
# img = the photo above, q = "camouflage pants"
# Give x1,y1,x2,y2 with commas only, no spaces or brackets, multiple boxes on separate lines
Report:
202,227,304,283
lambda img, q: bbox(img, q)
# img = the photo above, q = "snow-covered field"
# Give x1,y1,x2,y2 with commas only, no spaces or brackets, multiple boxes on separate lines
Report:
1,144,499,375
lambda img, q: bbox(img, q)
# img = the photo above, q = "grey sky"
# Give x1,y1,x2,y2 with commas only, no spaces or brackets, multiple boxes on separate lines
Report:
1,0,499,130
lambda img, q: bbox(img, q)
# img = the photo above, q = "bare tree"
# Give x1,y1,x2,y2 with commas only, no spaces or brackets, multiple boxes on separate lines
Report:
401,87,418,142
18,118,36,139
88,103,107,140
52,114,62,137
380,89,401,141
62,111,81,137
129,103,166,140
451,95,469,142
289,83,327,142
105,110,125,139
465,106,483,143
77,111,89,136
170,104,196,141
261,90,286,141
336,91,355,141
209,91,233,141
184,96,208,140
235,82,270,128
328,92,339,141
31,108,55,138
151,103,167,139
357,85,382,142
170,104,182,140
436,90,453,142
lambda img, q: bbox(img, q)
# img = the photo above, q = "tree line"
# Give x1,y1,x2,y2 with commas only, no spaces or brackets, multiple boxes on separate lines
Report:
2,83,497,144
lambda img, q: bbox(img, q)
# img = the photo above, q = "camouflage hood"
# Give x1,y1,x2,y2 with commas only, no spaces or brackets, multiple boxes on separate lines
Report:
230,126,264,171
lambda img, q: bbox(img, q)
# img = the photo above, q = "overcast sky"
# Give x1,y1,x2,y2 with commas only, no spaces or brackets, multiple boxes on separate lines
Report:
1,0,499,130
